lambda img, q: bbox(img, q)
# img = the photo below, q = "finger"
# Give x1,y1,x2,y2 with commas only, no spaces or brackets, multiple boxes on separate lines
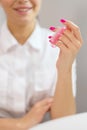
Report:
49,26,60,32
42,103,52,113
58,34,71,48
56,40,68,50
49,27,66,44
37,98,53,107
60,19,83,43
63,29,82,49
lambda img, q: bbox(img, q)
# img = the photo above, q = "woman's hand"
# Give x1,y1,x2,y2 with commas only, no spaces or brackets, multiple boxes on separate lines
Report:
49,19,83,72
20,98,53,129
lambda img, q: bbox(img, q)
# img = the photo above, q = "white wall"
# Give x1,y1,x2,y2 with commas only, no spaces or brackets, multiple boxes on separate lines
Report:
0,7,6,26
0,0,87,113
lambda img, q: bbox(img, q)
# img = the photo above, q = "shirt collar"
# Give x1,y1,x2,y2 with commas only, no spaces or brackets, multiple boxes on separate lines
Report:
0,21,43,53
27,21,43,51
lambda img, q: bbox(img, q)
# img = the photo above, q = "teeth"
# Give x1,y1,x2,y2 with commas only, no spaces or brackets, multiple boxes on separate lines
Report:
17,9,29,12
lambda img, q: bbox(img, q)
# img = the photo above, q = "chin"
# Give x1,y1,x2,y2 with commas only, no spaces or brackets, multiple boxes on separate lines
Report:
14,18,33,26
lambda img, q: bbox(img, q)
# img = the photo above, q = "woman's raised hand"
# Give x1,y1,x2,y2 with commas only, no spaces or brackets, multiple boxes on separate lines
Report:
49,19,83,72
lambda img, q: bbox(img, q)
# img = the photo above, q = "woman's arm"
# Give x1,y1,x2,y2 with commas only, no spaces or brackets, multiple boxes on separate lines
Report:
0,97,53,130
0,118,25,130
50,19,83,119
50,67,76,119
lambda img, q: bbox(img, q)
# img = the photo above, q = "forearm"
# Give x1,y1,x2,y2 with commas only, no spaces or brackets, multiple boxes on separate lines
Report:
51,69,76,119
0,98,52,130
0,118,23,130
0,116,31,130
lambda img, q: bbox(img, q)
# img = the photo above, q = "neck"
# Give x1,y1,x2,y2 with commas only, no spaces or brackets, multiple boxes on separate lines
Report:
7,20,36,45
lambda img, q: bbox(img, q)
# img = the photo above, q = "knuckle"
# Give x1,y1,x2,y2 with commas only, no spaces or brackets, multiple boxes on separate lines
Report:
78,41,82,47
64,29,68,34
75,26,80,31
76,42,82,50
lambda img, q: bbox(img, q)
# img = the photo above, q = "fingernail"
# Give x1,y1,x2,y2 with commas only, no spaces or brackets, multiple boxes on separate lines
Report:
50,32,61,45
49,26,56,31
48,36,52,39
49,40,51,42
60,19,66,23
49,39,56,45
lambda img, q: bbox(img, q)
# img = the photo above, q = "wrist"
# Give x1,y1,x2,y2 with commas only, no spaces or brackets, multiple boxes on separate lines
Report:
57,67,72,75
17,116,31,130
19,113,35,130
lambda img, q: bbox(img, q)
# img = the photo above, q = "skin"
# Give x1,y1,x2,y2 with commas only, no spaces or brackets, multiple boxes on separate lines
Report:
50,20,83,118
0,0,42,44
0,0,83,129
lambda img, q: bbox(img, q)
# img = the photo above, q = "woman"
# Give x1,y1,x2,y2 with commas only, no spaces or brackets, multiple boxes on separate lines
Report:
0,0,82,129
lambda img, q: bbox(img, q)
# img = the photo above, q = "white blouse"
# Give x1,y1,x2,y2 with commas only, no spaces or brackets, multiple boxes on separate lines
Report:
0,21,76,118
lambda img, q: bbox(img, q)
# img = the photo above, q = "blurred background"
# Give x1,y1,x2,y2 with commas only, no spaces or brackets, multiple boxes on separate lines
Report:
0,0,87,113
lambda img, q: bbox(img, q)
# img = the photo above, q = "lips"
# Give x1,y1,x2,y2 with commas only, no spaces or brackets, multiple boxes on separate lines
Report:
14,6,32,14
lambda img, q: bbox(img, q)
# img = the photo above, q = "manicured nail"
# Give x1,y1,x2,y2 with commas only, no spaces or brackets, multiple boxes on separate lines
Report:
60,19,66,23
49,40,51,43
49,26,56,31
49,40,56,48
48,36,52,39
50,33,61,44
49,39,55,44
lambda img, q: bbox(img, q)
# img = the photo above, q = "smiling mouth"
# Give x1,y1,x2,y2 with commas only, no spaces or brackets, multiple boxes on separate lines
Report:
14,7,32,14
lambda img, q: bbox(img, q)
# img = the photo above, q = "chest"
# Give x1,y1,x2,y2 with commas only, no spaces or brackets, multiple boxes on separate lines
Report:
0,52,55,91
0,51,56,114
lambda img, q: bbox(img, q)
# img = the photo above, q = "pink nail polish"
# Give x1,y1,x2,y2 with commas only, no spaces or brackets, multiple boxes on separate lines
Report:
49,40,51,43
50,33,61,44
48,36,52,39
49,26,56,31
60,19,66,23
49,27,66,45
